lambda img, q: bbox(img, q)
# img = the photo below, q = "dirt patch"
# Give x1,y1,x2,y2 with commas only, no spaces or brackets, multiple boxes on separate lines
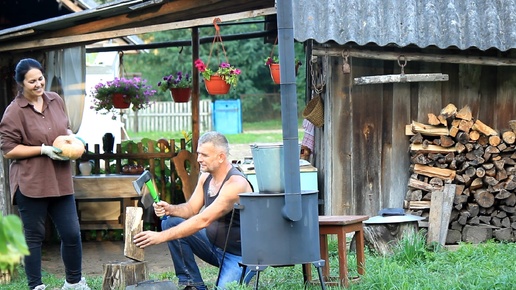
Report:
42,240,178,277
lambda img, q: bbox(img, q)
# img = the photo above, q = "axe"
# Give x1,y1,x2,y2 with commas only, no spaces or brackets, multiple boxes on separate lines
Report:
133,170,160,202
132,170,166,220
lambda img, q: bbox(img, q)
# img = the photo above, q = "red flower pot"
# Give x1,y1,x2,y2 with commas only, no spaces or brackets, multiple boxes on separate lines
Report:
204,75,231,95
269,63,301,84
112,93,131,109
269,63,281,84
170,88,191,103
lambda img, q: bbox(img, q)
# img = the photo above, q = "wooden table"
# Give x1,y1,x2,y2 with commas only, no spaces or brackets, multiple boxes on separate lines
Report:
73,174,141,230
304,215,369,287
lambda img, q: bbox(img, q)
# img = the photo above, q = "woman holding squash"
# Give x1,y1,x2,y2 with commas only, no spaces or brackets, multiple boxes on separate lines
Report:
0,58,89,290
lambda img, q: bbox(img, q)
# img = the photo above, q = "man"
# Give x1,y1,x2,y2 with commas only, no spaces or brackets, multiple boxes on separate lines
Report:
134,131,254,290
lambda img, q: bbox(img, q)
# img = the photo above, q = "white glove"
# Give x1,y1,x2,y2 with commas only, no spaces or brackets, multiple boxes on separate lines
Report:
41,144,69,161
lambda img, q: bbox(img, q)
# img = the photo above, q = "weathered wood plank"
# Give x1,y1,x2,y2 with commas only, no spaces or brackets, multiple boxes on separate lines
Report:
354,73,449,85
427,184,456,245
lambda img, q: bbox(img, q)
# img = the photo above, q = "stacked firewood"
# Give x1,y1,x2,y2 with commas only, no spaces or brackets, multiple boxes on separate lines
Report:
405,103,516,244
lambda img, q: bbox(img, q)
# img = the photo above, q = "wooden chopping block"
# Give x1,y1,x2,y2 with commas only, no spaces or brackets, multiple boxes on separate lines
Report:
102,260,148,290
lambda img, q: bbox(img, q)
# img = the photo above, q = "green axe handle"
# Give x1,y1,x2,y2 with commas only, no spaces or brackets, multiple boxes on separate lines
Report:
145,179,160,203
144,179,167,220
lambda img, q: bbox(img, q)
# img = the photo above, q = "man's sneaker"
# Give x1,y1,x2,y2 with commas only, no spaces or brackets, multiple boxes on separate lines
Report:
61,277,91,290
33,285,46,290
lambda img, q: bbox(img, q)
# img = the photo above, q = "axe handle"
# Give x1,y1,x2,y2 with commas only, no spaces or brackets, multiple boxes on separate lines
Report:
144,179,167,220
145,180,160,203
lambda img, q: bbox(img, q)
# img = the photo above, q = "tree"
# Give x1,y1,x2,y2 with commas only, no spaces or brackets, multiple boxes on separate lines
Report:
122,19,306,122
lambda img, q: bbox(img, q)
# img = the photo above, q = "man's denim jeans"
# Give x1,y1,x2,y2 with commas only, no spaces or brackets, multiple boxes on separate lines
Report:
162,217,254,289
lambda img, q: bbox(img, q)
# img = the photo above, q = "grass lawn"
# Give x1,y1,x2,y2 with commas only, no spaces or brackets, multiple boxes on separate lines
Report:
5,233,516,290
126,120,304,145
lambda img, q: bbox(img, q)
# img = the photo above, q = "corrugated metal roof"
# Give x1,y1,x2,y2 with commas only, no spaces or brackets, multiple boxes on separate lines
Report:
293,0,516,51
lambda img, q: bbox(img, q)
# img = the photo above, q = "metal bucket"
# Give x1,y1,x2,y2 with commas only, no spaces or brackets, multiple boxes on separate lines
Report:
250,143,300,193
238,190,320,266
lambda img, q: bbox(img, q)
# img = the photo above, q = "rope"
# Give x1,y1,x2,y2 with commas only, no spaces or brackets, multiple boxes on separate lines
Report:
207,18,229,68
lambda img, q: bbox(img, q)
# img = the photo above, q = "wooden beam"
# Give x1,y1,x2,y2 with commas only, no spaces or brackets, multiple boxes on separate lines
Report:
58,0,83,12
0,8,276,52
354,73,449,85
313,47,516,67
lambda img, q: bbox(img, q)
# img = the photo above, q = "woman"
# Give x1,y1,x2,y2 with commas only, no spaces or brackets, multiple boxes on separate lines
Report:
0,58,90,290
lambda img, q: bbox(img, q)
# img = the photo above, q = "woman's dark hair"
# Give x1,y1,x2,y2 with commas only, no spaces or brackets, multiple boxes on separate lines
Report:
14,58,44,83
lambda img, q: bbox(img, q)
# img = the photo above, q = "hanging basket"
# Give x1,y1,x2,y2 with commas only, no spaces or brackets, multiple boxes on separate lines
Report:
112,93,131,109
269,64,281,84
303,95,324,127
170,88,191,102
204,75,231,95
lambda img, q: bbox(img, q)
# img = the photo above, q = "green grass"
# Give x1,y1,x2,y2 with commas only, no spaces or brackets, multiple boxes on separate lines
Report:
126,120,304,145
5,234,516,290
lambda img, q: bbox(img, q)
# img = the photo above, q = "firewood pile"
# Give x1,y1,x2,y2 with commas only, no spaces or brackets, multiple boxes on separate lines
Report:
405,104,516,244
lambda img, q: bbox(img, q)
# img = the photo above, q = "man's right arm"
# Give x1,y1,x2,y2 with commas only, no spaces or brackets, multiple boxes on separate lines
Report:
156,172,208,218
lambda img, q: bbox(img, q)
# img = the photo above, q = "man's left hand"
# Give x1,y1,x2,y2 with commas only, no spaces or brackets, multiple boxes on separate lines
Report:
133,231,163,248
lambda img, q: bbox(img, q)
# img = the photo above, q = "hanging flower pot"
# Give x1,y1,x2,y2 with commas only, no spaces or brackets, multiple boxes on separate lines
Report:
267,62,302,84
169,88,191,102
204,75,231,95
112,93,131,109
269,63,281,84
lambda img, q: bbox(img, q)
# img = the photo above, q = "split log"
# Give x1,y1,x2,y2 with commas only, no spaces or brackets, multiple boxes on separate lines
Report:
474,190,495,208
124,207,144,262
439,135,455,148
440,103,457,119
458,120,474,132
413,164,456,180
472,120,498,136
407,178,442,192
502,131,516,144
489,135,501,147
411,121,449,136
462,225,494,243
469,130,480,141
456,105,472,121
409,201,431,209
428,113,440,125
410,144,456,154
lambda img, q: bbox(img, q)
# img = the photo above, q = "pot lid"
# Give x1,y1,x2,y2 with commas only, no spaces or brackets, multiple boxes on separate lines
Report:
364,214,425,224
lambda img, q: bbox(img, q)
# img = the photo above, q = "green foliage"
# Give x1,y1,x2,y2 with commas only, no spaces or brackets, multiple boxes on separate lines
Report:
195,59,241,86
0,215,29,272
157,71,192,91
119,20,306,121
6,239,516,289
391,229,436,265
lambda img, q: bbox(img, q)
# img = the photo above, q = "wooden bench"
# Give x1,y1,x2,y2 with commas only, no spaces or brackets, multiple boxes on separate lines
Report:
74,174,140,230
304,215,369,287
73,139,198,232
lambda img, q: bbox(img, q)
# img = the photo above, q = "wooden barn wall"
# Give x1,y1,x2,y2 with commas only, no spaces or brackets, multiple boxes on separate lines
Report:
320,51,516,217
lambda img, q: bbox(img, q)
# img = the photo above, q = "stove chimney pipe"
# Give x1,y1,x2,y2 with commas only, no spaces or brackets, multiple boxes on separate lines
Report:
276,0,302,221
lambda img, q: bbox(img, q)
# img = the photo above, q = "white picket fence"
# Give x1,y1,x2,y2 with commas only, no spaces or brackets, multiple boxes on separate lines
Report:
124,100,212,132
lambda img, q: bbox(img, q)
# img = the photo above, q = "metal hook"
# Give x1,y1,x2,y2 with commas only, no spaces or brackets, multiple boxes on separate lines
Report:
179,46,184,54
213,18,222,32
397,55,407,75
341,49,351,74
397,55,407,82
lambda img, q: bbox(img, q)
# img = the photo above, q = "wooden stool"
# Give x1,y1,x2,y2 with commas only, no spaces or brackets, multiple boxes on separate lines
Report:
303,215,369,287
